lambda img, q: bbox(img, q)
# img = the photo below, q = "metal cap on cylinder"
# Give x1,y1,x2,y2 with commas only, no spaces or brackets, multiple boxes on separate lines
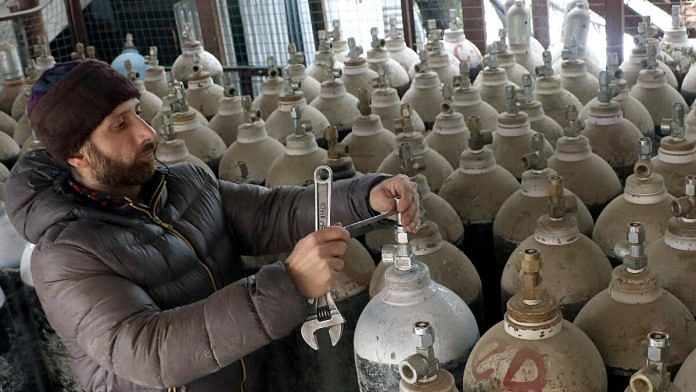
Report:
623,222,648,271
522,133,548,171
671,176,696,219
564,104,583,137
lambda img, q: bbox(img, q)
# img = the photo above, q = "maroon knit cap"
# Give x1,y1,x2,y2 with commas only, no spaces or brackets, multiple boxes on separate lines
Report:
28,59,140,165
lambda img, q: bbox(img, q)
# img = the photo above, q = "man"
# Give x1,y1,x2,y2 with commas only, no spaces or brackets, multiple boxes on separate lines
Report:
4,60,420,391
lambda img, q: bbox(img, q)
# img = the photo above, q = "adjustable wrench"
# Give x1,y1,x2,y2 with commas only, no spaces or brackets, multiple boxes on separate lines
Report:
300,166,345,350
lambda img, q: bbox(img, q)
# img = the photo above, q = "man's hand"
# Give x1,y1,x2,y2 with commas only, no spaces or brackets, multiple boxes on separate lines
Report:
369,174,421,232
285,226,348,299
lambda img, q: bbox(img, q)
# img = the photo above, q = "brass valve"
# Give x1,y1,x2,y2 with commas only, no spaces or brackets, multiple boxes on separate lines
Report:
522,133,547,171
548,175,577,219
325,126,349,160
629,331,671,392
671,176,696,219
357,87,372,116
534,50,554,78
634,138,653,179
504,85,520,115
564,104,583,137
399,321,439,384
467,116,492,151
521,249,544,304
660,102,685,139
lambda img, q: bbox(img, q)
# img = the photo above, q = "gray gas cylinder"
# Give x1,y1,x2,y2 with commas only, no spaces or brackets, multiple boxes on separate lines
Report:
575,222,696,391
154,111,214,177
489,86,554,180
367,27,410,96
310,57,360,136
439,116,520,325
184,55,224,120
580,52,655,139
620,17,678,90
376,105,453,193
171,25,223,84
629,42,687,140
0,202,28,269
354,216,479,391
208,76,245,146
517,74,564,147
675,347,696,391
477,44,518,113
0,124,18,170
150,74,209,131
385,18,420,74
647,176,696,317
559,38,600,106
549,105,622,218
0,110,16,139
398,321,457,392
402,49,445,129
329,20,349,63
506,0,543,74
625,332,682,392
493,137,594,273
0,162,8,201
582,71,644,182
342,88,396,173
408,21,458,89
266,69,330,144
464,249,608,392
501,176,612,321
534,50,584,128
652,103,696,197
443,9,483,75
10,59,38,121
124,59,162,125
144,47,169,99
550,3,603,77
0,43,24,117
490,29,530,89
452,63,498,133
284,43,321,104
342,38,379,100
218,100,284,185
265,106,328,187
252,56,284,121
425,86,469,168
371,72,426,134
307,30,344,84
593,138,675,266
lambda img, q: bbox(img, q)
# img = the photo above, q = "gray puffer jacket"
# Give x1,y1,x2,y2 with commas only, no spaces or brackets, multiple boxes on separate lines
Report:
5,150,386,391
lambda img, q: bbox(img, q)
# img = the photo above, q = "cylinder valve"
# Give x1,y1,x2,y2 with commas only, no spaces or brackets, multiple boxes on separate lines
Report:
399,321,439,384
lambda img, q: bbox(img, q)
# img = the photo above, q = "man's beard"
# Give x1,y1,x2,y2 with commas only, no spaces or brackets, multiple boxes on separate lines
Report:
84,141,156,187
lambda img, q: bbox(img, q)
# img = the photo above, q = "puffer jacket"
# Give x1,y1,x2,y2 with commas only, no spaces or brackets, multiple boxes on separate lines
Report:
5,150,386,391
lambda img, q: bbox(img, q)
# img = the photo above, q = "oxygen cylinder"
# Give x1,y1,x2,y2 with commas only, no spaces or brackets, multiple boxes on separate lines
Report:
366,27,410,96
124,60,162,125
376,105,453,192
284,43,321,104
549,105,622,218
208,75,245,146
494,135,594,272
183,55,223,120
675,347,696,391
517,74,564,147
464,249,608,392
402,47,445,129
439,116,520,325
486,29,530,89
408,20,459,89
425,85,470,168
620,17,678,90
371,69,426,134
310,56,360,137
144,46,169,99
501,177,612,321
534,50,584,128
443,9,483,77
307,30,344,84
385,18,421,74
477,44,518,113
11,59,38,122
593,138,675,266
647,176,696,317
452,63,498,133
266,106,328,187
0,43,24,116
580,52,655,139
329,20,349,63
218,97,284,184
489,86,554,180
110,33,146,80
506,0,543,73
575,222,696,391
582,71,644,182
171,24,223,84
354,211,479,391
342,38,379,99
652,103,696,197
342,88,396,173
252,56,284,121
266,69,330,144
559,37,600,106
154,111,214,177
0,162,8,200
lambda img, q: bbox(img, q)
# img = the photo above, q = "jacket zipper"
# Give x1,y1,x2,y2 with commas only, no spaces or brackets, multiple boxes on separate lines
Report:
125,182,248,392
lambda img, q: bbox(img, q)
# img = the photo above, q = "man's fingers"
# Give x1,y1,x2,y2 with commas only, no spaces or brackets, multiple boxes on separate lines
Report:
313,226,350,243
327,257,344,272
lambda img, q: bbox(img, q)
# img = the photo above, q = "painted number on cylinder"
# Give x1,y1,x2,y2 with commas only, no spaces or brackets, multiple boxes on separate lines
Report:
471,340,547,390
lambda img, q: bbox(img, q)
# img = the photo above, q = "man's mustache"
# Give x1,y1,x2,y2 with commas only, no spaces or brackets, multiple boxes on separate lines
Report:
141,142,156,155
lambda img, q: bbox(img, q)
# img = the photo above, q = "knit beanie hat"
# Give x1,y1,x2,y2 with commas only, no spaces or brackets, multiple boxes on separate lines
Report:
27,59,140,165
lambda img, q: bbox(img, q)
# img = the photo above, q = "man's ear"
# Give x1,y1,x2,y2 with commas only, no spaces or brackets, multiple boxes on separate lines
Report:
66,146,89,170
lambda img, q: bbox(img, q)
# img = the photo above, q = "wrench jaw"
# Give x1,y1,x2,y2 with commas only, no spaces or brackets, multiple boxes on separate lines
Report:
300,312,346,350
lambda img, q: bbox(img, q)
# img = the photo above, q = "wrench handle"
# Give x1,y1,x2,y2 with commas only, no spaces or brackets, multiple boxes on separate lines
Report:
314,166,333,231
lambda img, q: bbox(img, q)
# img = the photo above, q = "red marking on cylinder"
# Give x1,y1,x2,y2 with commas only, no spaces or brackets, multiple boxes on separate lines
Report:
503,346,547,390
471,340,506,380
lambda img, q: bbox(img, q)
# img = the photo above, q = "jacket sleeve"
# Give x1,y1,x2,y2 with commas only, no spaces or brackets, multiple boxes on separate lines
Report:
32,242,307,388
219,174,390,256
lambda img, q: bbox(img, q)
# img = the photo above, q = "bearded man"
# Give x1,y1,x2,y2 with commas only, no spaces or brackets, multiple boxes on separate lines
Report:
4,60,420,391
